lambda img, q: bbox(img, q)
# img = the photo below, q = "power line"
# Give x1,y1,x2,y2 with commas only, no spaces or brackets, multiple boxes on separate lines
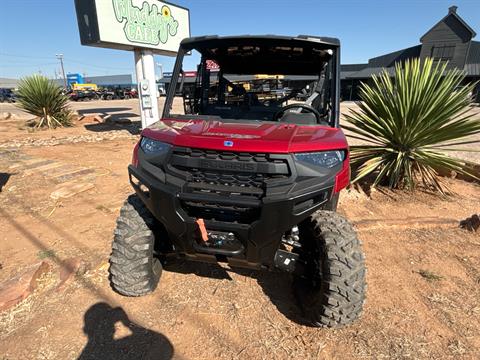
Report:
0,52,132,71
0,52,53,60
0,62,58,68
63,58,132,71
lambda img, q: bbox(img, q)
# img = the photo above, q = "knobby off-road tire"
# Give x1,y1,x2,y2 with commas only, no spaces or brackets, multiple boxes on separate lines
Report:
295,210,366,327
109,195,162,296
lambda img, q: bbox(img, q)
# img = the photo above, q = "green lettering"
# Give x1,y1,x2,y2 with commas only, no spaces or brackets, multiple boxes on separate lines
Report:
112,0,180,46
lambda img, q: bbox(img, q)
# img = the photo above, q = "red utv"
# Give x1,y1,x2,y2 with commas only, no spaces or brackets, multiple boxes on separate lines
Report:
110,35,366,327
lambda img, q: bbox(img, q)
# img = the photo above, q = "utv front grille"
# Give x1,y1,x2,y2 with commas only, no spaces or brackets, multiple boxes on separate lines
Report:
191,170,266,191
178,147,273,163
168,147,290,223
181,200,261,223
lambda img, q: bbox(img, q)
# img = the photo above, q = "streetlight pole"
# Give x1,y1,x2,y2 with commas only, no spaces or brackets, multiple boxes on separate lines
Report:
56,54,67,89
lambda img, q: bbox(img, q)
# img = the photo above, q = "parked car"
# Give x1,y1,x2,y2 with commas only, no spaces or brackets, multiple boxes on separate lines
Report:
0,88,16,103
68,90,98,101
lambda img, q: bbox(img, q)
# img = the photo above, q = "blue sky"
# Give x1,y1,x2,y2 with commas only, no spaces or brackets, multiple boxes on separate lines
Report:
0,0,479,80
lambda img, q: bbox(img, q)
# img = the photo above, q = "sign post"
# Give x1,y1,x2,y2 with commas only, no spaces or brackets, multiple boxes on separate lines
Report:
134,49,160,128
74,0,190,128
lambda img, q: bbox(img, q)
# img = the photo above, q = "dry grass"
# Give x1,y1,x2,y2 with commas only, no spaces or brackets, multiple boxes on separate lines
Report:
417,269,443,282
0,270,56,339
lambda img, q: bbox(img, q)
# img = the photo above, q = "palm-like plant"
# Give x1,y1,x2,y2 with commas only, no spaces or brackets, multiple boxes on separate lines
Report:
16,74,72,128
343,57,480,193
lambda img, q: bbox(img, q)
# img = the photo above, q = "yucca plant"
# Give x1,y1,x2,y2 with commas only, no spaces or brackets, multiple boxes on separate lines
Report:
16,74,72,128
343,57,480,193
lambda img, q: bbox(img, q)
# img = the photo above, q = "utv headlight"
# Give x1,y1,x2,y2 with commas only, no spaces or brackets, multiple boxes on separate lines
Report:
140,137,171,155
294,150,345,168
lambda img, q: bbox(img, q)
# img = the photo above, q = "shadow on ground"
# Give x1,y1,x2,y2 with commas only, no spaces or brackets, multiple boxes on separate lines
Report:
77,107,141,135
163,259,310,326
84,120,141,135
0,172,12,192
78,302,174,360
78,108,132,115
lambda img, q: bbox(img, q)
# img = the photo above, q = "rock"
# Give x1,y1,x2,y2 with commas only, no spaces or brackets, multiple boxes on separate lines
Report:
56,258,89,292
0,261,52,312
0,131,137,149
79,115,100,124
2,112,12,120
460,214,480,232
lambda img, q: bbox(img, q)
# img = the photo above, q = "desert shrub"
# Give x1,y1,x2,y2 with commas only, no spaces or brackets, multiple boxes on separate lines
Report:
343,57,480,193
16,74,72,128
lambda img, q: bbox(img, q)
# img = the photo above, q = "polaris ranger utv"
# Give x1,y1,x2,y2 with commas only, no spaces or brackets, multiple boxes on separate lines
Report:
110,35,366,327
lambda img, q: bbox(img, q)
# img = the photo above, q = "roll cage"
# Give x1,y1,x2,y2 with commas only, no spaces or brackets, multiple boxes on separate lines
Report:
162,35,341,128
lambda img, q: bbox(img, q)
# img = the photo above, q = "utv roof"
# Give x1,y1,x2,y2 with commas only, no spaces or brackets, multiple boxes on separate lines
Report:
180,35,340,75
181,35,340,48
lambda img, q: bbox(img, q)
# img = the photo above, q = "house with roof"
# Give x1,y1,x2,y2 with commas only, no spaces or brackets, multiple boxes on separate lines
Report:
341,6,480,101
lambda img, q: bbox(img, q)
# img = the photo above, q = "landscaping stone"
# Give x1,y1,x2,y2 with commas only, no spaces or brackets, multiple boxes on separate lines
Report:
0,131,137,149
0,261,52,312
50,181,94,200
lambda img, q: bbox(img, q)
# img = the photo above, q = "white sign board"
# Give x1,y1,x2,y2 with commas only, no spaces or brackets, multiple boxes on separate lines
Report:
75,0,190,56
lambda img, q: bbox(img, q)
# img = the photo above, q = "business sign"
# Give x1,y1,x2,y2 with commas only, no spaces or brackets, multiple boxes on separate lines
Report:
206,59,220,71
75,0,190,56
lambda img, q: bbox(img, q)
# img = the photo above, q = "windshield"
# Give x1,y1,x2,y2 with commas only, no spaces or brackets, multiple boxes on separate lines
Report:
163,38,340,127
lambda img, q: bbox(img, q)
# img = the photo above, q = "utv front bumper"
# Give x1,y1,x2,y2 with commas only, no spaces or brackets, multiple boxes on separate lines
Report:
128,146,341,270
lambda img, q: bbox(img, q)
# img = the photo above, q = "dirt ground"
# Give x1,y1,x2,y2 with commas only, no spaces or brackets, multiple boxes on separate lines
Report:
0,100,479,359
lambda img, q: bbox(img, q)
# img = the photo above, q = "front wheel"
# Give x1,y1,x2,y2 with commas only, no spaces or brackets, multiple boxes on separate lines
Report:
109,195,162,296
294,210,366,327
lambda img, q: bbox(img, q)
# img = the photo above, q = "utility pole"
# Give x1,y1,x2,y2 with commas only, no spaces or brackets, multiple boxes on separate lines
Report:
56,54,67,89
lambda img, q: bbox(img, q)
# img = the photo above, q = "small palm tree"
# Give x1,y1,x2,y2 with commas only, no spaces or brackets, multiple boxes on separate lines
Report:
343,58,480,193
16,74,72,128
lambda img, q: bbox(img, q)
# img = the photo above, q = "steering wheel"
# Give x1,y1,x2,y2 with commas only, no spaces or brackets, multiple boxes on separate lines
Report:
273,103,323,123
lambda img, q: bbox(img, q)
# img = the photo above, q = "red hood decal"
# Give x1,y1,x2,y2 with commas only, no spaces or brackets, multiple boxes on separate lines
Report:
142,118,348,153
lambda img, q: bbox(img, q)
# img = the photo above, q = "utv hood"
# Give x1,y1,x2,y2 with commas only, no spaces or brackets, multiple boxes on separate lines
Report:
142,118,348,153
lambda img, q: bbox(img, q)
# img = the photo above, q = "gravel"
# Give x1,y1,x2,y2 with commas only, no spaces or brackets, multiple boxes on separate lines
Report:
0,131,138,149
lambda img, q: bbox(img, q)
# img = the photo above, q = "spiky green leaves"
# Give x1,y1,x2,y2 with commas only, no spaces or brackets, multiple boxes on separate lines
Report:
16,75,72,128
343,58,480,193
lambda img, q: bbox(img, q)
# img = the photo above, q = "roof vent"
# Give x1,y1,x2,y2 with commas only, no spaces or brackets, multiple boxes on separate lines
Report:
448,5,458,14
